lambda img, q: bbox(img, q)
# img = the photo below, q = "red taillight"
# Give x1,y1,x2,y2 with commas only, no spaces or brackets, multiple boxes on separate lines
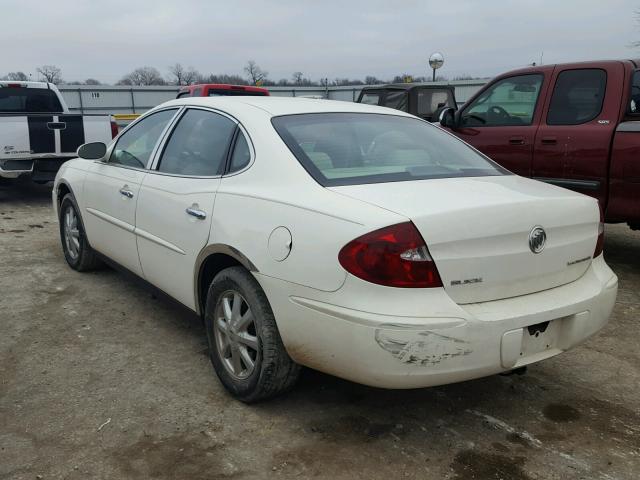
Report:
594,204,604,257
110,120,119,139
338,222,442,288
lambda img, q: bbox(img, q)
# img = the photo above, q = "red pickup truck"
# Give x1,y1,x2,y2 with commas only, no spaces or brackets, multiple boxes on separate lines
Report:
176,84,270,98
440,60,640,229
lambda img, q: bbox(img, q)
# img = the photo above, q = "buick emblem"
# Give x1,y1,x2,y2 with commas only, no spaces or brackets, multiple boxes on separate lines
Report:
529,226,546,254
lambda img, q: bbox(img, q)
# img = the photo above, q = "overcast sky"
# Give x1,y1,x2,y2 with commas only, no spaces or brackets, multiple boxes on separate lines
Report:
1,0,638,84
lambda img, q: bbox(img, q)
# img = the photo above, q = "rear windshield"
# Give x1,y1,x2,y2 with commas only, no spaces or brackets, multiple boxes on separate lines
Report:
272,113,508,186
0,87,63,113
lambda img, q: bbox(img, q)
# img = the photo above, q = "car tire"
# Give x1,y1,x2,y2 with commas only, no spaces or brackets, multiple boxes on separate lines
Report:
204,266,300,403
59,193,102,272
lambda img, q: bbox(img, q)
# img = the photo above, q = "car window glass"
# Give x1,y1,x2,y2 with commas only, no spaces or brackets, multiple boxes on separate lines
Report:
109,109,177,168
360,93,380,105
383,91,408,111
462,74,543,127
629,71,640,114
157,109,235,176
228,131,251,173
272,113,508,187
547,69,606,125
0,88,63,113
417,90,453,116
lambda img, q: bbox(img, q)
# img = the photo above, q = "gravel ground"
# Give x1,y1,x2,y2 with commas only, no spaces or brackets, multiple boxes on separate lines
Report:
1,178,639,480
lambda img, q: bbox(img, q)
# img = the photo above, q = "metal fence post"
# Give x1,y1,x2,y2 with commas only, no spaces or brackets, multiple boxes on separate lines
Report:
130,88,136,114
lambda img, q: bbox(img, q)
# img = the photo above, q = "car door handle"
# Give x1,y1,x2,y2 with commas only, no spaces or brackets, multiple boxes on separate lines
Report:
119,186,134,198
186,206,207,220
541,137,557,145
509,136,525,145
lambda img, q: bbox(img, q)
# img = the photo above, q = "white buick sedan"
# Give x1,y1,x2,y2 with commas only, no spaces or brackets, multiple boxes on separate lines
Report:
53,97,618,402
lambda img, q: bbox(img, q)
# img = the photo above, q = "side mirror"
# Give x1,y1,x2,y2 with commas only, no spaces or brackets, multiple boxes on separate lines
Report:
77,142,107,160
438,107,457,129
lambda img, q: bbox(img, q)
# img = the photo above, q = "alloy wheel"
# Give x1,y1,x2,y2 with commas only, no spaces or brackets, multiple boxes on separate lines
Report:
213,290,260,379
63,206,81,260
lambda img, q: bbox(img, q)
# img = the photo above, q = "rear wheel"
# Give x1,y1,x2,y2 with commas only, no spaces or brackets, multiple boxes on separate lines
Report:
204,266,300,402
59,194,102,271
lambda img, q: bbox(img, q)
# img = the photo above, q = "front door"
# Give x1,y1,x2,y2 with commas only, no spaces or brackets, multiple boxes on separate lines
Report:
533,65,624,205
452,73,547,177
135,108,237,310
82,108,178,276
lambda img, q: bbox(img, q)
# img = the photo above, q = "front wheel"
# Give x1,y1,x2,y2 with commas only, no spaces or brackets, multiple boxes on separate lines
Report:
59,194,102,271
204,266,300,402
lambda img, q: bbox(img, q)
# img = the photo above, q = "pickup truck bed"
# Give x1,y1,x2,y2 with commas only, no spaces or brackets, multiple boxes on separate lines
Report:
0,81,115,182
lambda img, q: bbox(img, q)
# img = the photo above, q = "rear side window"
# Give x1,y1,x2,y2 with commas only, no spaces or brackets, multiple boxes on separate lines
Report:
0,87,63,113
629,71,640,114
228,131,251,173
359,92,380,105
272,113,508,187
383,91,408,111
547,69,606,125
110,109,177,168
157,109,235,176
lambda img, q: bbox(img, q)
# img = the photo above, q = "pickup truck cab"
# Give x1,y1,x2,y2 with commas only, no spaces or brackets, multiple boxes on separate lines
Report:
0,81,117,182
357,84,457,122
176,84,270,98
439,60,640,229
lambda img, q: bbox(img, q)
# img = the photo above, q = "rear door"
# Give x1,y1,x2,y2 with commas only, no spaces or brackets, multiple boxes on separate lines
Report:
532,63,625,205
82,108,179,276
452,73,548,176
135,107,238,310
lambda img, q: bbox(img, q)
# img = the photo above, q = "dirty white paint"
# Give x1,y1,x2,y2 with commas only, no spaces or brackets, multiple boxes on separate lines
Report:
374,330,472,366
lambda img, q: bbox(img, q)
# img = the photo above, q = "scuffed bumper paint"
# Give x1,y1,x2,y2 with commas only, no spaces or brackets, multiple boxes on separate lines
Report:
255,255,617,389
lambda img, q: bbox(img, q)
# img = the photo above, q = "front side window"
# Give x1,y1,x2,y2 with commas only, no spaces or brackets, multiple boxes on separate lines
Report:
462,74,543,127
109,109,177,168
547,69,606,125
272,113,508,187
629,71,640,114
0,87,63,113
156,109,236,176
417,90,455,116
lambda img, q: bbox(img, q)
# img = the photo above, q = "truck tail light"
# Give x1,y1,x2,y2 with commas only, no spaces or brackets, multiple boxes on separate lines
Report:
338,222,442,288
110,120,119,139
594,205,604,257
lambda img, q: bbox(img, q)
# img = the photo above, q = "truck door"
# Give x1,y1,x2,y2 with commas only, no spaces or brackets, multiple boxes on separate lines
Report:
532,63,624,205
453,73,547,177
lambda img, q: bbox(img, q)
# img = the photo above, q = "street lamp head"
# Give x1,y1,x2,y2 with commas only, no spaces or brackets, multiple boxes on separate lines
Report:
429,52,444,70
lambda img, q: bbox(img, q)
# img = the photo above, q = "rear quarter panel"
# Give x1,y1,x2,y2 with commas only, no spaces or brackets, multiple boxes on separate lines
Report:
209,115,405,292
607,122,640,223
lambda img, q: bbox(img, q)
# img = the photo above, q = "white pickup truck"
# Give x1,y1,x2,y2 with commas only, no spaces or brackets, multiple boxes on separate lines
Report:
0,81,116,183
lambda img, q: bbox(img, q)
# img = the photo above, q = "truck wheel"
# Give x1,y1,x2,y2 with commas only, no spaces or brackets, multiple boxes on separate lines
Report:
59,194,102,271
204,266,300,403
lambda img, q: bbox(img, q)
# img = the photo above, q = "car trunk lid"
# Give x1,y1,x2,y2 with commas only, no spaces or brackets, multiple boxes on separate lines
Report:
330,175,599,304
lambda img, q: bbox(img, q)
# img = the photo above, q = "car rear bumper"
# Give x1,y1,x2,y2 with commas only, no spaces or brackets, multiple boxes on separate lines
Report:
255,255,617,389
0,157,73,180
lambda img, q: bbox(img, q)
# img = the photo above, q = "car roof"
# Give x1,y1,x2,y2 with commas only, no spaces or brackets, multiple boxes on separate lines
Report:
161,96,414,118
0,81,51,89
361,83,454,91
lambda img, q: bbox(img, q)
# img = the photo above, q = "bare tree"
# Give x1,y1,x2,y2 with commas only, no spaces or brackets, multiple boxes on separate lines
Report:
292,71,304,85
167,63,199,85
364,76,382,85
118,67,165,86
3,71,29,81
244,60,267,85
84,78,101,85
37,65,62,84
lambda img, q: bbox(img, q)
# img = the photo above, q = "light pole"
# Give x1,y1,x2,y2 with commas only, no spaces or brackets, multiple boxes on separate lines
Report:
429,52,444,81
